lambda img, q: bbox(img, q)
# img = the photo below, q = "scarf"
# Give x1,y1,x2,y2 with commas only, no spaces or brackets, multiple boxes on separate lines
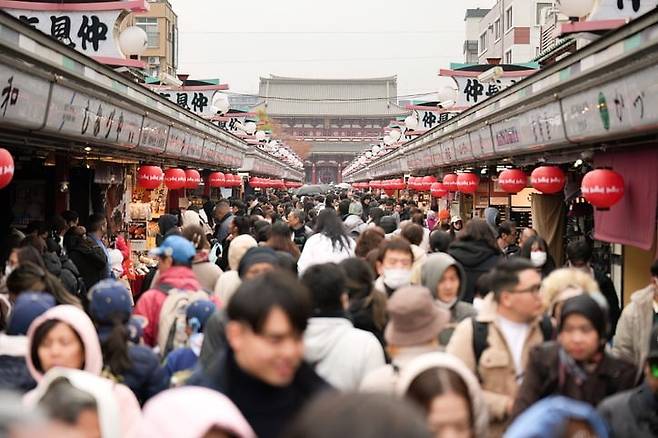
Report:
558,346,588,387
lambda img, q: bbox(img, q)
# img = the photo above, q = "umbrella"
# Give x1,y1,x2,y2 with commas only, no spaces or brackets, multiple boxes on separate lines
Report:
295,185,326,196
335,183,350,190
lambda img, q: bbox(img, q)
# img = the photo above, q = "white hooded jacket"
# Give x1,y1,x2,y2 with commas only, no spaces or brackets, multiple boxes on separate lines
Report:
303,317,385,391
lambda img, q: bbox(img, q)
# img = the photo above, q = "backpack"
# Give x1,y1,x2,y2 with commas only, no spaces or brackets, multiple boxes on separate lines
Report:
472,315,554,372
157,284,210,357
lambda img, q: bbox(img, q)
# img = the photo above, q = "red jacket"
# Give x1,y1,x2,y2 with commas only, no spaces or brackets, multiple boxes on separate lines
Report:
133,266,202,347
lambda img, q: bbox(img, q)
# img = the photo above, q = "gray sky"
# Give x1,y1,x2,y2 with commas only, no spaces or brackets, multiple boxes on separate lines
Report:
170,0,496,97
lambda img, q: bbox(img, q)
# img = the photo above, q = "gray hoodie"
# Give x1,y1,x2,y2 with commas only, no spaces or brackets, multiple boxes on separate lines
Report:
420,253,477,346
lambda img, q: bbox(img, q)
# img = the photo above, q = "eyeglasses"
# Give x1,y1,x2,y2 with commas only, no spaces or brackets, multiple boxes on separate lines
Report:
509,283,542,295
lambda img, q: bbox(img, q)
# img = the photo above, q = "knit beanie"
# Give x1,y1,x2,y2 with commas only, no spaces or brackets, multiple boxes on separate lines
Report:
558,293,608,341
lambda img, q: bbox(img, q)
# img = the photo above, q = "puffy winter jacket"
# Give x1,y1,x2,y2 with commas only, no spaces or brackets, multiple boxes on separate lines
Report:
448,240,503,303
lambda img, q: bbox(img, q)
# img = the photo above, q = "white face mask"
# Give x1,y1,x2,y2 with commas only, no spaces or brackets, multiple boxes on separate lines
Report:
530,251,547,267
383,268,411,290
4,264,13,277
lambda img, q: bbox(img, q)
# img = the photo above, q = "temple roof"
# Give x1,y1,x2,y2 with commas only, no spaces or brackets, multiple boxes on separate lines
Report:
257,75,409,117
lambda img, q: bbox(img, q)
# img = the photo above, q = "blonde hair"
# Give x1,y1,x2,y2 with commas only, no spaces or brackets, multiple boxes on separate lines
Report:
541,268,600,315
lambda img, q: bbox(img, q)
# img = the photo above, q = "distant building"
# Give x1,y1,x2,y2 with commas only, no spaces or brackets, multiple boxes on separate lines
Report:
123,0,178,80
256,75,408,184
467,1,556,65
464,8,491,63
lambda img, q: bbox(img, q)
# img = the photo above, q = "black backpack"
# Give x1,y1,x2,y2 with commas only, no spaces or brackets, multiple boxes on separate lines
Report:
472,315,554,369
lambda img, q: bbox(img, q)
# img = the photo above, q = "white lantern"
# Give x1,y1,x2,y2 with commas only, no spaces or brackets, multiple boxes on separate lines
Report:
372,145,381,155
557,0,596,17
244,121,257,135
365,151,373,158
212,93,230,115
268,140,278,150
438,86,458,104
383,135,394,146
255,130,267,141
119,26,148,57
405,115,419,130
389,129,401,142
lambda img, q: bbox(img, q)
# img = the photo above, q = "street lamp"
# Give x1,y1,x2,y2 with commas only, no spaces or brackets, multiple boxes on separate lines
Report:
556,0,596,18
119,26,148,57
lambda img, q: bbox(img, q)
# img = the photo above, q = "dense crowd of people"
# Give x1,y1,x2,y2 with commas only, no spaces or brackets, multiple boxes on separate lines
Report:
0,190,656,438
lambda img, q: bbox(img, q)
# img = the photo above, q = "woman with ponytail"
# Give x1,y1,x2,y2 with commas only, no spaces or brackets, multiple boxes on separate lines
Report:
88,279,168,405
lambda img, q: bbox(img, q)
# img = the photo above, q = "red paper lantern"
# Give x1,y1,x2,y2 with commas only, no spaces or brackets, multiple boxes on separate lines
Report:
419,176,437,191
208,172,225,188
227,174,241,187
384,188,395,196
391,178,405,190
184,169,201,189
443,173,459,192
498,169,527,193
406,177,415,190
164,168,186,190
456,173,480,194
430,182,448,198
531,166,565,194
0,148,15,189
249,177,261,188
581,169,625,210
136,165,163,190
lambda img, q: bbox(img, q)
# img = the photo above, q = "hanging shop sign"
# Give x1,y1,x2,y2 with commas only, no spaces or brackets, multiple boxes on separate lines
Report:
157,89,218,118
0,64,50,129
453,133,475,162
440,69,535,108
215,116,246,133
4,3,144,66
136,116,168,154
490,101,565,153
470,125,496,159
589,0,658,21
46,83,142,149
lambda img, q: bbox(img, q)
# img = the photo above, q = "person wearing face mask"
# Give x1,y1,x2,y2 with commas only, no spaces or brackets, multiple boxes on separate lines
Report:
374,239,414,296
512,293,637,419
518,236,556,279
421,253,477,347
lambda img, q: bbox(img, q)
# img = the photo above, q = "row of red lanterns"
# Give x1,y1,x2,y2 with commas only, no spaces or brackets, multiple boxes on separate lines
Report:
360,166,624,210
249,177,302,189
137,166,241,190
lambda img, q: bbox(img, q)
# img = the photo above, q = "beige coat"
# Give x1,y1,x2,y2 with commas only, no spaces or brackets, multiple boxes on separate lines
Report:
446,294,545,436
359,345,438,394
611,284,656,369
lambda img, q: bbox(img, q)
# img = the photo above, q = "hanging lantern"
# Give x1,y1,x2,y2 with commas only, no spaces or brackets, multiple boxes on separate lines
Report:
136,165,163,190
384,188,396,196
164,168,186,190
498,169,527,194
231,175,242,187
208,172,225,188
430,182,448,198
531,166,566,194
456,173,480,194
184,169,201,189
420,176,437,191
442,173,459,192
406,177,415,190
391,178,405,190
249,177,262,188
581,169,625,210
0,148,15,189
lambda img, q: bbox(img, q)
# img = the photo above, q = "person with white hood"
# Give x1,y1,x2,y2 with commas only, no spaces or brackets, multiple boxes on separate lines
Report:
138,387,256,438
24,305,141,437
397,352,489,438
301,263,385,390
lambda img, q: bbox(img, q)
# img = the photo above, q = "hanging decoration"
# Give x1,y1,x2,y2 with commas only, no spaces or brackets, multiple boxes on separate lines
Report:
581,169,625,210
208,172,225,188
184,169,201,189
136,165,163,190
442,173,459,192
456,173,480,193
164,168,186,190
498,169,527,193
531,166,566,194
430,182,448,198
0,148,15,189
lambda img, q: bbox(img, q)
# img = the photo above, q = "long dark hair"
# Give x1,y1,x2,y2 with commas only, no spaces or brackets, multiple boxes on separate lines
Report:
457,218,500,253
314,209,351,251
6,262,81,307
518,235,556,277
99,314,132,377
31,319,85,373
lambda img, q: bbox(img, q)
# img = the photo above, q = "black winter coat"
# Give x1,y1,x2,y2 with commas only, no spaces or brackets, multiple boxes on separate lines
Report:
0,355,35,392
448,240,503,303
598,383,658,438
43,251,84,298
67,236,108,291
119,344,169,405
188,346,330,438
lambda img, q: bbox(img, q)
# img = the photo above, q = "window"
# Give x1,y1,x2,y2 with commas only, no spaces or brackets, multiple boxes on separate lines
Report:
479,32,488,54
505,7,513,31
135,17,159,49
536,2,554,26
494,19,501,40
505,49,513,64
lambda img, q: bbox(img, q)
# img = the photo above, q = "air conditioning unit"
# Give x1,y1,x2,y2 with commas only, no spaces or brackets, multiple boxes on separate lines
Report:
148,56,160,65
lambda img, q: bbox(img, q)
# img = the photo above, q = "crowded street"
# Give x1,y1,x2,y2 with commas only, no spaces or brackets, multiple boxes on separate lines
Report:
0,0,657,437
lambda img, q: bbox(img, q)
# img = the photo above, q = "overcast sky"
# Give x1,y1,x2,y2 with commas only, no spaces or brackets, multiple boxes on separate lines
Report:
169,0,496,97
